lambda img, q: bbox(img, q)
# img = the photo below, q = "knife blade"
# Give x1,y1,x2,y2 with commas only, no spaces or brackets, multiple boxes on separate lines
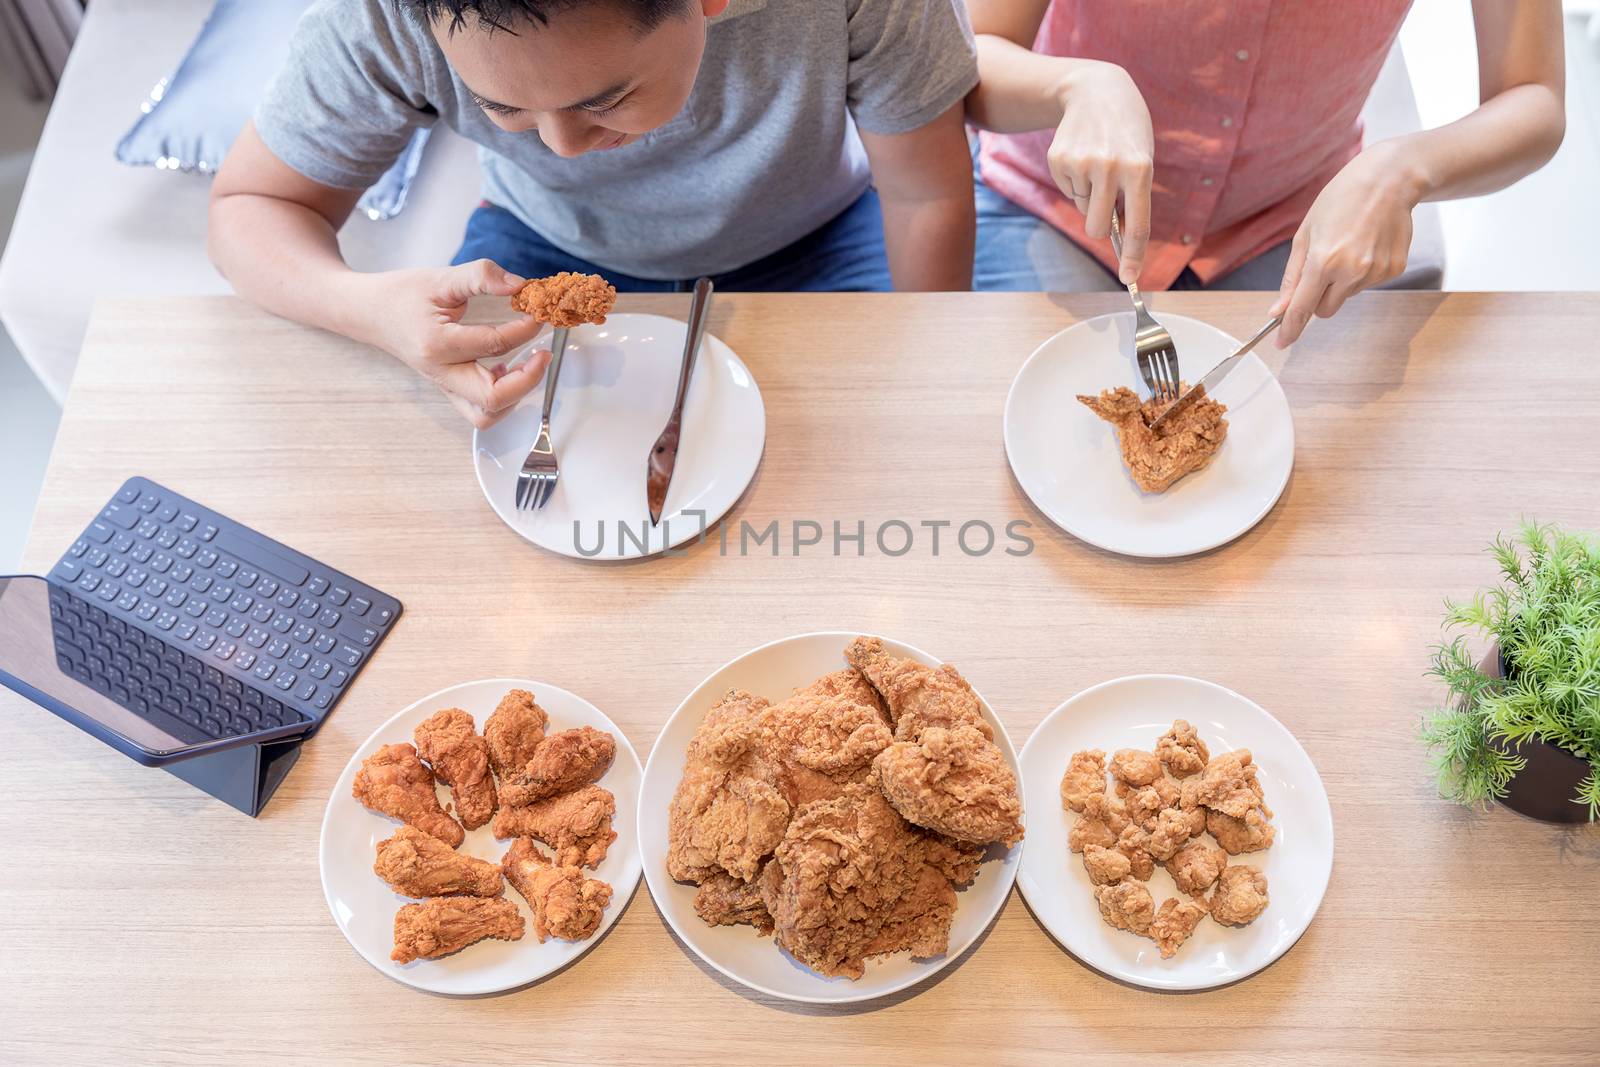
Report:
1147,315,1282,435
647,276,714,526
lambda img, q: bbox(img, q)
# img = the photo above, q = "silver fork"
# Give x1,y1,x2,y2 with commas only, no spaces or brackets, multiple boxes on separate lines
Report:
515,326,570,512
1108,210,1181,404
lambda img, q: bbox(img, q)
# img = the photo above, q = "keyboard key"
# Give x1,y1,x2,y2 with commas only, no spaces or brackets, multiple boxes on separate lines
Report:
135,494,158,514
313,689,333,710
145,577,167,598
111,533,134,553
203,607,226,628
175,538,197,559
313,633,336,654
340,622,380,648
236,651,256,671
209,584,233,603
309,659,331,680
374,605,395,627
288,649,311,670
349,596,371,617
183,600,206,618
177,513,198,532
115,591,139,612
252,661,276,682
295,680,317,702
155,529,178,549
291,623,315,643
135,601,159,622
96,583,117,602
245,627,269,649
174,622,197,641
266,637,290,660
156,503,178,523
87,548,109,568
306,576,329,596
55,559,81,582
271,614,294,634
190,574,213,594
196,548,218,569
85,521,114,544
229,593,255,614
327,585,350,606
154,611,178,631
334,644,361,668
255,577,278,598
299,599,321,620
199,523,218,542
69,539,88,558
130,544,153,564
213,640,237,661
250,603,274,624
116,484,140,504
150,554,172,574
193,631,217,651
329,666,350,688
78,574,100,592
216,559,237,579
171,564,193,583
125,568,147,589
164,588,187,608
201,716,223,738
224,618,247,638
276,588,299,609
136,519,160,539
101,503,139,530
105,558,127,578
274,672,296,691
316,606,339,627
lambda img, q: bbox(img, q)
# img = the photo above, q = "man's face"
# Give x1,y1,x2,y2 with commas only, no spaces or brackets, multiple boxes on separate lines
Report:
432,1,725,158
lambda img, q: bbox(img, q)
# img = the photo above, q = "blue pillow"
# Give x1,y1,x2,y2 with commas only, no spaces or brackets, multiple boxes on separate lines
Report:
115,0,429,221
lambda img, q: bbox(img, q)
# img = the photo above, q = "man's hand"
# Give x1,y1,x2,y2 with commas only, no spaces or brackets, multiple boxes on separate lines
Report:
1269,144,1420,348
1046,61,1154,284
363,259,553,428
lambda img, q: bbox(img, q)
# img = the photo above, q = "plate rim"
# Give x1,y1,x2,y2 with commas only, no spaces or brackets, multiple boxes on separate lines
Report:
1002,311,1295,559
469,312,767,561
637,629,1025,1005
1015,671,1334,991
318,675,644,996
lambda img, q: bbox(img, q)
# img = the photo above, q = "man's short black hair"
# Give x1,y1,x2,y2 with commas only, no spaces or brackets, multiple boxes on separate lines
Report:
404,0,694,36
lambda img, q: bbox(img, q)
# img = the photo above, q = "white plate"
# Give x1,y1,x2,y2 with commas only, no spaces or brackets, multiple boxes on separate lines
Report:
639,631,1024,1004
1004,312,1294,558
472,313,766,560
320,678,643,995
1017,674,1332,991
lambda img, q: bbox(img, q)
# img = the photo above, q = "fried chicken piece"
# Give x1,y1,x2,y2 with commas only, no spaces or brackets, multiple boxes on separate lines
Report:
758,785,964,980
391,896,524,964
666,690,790,883
352,743,464,847
491,784,617,868
1069,792,1127,853
692,869,775,935
1206,806,1276,855
763,670,892,807
1083,843,1132,886
1209,864,1270,926
373,825,503,898
1115,824,1156,880
414,708,498,831
1193,749,1263,819
502,837,613,943
1077,385,1228,493
1060,749,1107,812
1165,839,1228,895
510,271,617,328
872,722,1024,846
1118,777,1179,830
1150,897,1208,958
484,688,548,779
500,727,616,807
1108,748,1162,787
1144,806,1197,861
1155,719,1210,778
844,635,994,742
1176,778,1209,836
1093,878,1155,936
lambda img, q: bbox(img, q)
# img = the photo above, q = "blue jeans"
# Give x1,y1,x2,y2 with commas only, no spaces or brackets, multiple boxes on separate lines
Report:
452,190,893,292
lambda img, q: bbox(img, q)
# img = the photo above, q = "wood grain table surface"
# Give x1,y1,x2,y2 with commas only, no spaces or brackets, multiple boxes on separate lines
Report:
2,292,1597,1066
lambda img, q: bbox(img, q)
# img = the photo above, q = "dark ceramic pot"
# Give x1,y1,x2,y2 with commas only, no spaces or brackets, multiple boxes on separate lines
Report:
1482,646,1594,825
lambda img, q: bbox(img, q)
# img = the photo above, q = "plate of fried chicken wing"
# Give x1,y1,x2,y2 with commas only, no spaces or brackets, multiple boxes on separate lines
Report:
1017,674,1332,991
640,633,1025,1004
320,678,642,995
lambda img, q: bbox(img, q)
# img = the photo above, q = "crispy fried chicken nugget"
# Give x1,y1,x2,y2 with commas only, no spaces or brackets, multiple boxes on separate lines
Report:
511,271,617,328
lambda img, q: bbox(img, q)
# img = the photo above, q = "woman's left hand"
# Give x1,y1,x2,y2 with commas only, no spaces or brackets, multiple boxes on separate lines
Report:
1271,143,1423,346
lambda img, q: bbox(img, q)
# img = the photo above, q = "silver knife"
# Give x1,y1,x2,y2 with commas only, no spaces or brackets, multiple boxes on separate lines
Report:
647,276,714,526
1147,315,1282,435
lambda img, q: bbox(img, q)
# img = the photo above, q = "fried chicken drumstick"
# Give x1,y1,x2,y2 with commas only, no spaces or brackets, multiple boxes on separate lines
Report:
352,743,464,847
374,825,504,898
391,896,524,964
414,708,498,831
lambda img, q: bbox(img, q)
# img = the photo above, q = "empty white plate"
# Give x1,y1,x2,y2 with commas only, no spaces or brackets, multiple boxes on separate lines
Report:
320,677,643,995
1004,312,1293,557
473,313,765,560
638,631,1024,1004
1017,674,1332,991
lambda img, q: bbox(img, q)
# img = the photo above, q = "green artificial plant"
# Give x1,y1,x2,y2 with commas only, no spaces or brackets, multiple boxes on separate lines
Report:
1420,522,1600,819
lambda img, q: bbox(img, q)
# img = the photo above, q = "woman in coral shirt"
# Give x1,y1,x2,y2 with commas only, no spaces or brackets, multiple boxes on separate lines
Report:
966,1,1566,346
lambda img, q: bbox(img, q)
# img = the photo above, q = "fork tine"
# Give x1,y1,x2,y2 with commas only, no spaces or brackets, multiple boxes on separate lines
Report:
536,474,556,510
515,473,529,511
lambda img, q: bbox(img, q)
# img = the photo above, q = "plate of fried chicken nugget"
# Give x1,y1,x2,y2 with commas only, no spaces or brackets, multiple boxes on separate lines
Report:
640,632,1026,1004
320,678,642,995
1017,674,1332,991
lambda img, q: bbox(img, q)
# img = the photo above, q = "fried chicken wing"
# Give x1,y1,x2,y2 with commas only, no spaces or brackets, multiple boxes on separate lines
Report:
692,869,775,934
511,271,618,327
491,784,617,868
352,743,464,847
758,785,965,980
1150,897,1208,958
484,688,548,779
1209,864,1270,926
373,825,503,898
666,691,790,883
872,723,1024,845
1060,749,1108,812
414,708,498,830
843,636,994,742
1165,839,1228,896
1155,719,1210,778
1093,878,1155,936
1077,385,1228,493
502,837,613,943
391,896,524,964
500,726,616,807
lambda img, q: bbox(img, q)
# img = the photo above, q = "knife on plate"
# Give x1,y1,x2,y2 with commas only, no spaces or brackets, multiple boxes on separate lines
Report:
1147,315,1282,435
647,276,714,526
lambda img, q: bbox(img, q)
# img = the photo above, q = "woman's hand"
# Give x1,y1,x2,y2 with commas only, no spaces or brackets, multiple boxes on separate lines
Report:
1046,61,1154,283
1271,143,1423,346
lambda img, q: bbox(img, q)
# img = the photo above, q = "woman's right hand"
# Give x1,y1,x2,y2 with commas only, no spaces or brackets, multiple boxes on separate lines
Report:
1046,61,1154,284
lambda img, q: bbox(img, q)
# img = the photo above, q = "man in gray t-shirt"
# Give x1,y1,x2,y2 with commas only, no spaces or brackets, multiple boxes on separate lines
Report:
210,0,978,427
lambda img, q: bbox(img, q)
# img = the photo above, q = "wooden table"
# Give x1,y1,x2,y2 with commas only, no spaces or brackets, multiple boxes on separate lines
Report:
3,293,1597,1066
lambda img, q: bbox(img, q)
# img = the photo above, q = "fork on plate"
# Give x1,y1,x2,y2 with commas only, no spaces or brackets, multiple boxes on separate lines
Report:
1108,211,1181,404
514,326,571,512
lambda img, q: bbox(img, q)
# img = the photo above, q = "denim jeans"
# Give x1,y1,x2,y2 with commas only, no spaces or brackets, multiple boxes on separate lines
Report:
452,190,894,292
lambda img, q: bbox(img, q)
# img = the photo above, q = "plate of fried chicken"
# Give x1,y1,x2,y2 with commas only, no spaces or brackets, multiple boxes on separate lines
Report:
320,678,642,994
1004,312,1293,558
1017,674,1332,990
640,633,1025,1004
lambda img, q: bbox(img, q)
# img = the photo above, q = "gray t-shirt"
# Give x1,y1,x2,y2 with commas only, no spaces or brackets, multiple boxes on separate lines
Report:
256,0,977,279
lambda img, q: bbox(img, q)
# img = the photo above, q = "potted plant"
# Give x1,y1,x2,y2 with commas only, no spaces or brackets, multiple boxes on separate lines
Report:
1419,522,1600,823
